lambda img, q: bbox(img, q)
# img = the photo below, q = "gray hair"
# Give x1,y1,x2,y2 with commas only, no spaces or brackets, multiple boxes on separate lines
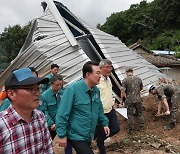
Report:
99,59,112,68
50,74,63,84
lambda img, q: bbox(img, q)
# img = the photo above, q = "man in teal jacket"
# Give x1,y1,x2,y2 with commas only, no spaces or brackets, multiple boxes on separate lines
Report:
41,64,59,93
41,74,64,139
41,74,73,154
56,61,110,154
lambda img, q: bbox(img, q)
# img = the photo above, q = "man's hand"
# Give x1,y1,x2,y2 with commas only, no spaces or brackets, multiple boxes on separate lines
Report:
164,110,170,115
58,137,67,148
51,124,56,131
119,100,124,107
104,126,110,137
155,112,161,117
120,89,126,99
112,104,116,110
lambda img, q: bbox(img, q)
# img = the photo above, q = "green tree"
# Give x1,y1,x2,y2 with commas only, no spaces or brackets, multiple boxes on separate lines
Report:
96,23,101,29
99,0,180,53
0,23,31,63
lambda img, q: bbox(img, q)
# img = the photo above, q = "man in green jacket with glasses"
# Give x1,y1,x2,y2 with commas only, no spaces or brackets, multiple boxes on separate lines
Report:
56,61,110,154
41,74,64,139
41,74,72,154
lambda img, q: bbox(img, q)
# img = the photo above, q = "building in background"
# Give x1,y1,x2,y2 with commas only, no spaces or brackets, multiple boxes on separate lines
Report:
129,42,180,84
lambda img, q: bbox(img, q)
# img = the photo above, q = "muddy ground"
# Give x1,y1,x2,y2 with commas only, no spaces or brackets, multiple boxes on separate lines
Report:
53,94,180,153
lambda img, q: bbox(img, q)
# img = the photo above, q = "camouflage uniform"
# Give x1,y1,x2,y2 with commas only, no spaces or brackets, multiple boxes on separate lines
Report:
156,84,180,124
122,75,144,131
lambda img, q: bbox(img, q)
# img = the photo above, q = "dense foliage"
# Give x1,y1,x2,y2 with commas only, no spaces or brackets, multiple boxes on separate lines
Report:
0,23,31,63
98,0,180,57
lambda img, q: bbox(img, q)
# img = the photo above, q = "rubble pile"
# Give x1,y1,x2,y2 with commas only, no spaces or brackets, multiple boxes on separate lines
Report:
53,86,180,153
105,134,180,154
92,93,180,154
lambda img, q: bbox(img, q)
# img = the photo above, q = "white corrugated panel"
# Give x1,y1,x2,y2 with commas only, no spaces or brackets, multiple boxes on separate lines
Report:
82,24,170,94
0,3,89,88
0,1,172,96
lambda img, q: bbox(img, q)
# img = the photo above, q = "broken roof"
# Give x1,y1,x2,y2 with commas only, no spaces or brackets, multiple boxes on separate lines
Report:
0,0,171,95
129,42,180,67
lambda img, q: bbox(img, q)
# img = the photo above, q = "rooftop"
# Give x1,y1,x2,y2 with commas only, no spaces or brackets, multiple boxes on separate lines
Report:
129,42,180,67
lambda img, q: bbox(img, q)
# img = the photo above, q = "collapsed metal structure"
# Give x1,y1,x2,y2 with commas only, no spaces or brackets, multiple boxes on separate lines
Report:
0,0,170,97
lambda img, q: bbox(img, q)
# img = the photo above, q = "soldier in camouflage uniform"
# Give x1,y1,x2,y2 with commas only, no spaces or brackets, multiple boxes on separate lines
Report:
149,84,180,129
121,68,144,133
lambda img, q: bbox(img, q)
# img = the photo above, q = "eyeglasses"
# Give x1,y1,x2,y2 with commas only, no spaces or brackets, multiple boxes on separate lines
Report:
104,66,113,70
16,87,40,95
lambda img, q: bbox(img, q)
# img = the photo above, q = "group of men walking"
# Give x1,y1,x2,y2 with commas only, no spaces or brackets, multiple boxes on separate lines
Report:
0,59,179,154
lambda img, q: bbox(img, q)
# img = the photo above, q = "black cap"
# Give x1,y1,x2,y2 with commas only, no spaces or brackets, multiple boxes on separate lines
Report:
149,85,156,92
5,68,49,91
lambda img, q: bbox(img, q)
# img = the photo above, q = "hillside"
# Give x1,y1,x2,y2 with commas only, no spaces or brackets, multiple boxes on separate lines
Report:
98,0,180,57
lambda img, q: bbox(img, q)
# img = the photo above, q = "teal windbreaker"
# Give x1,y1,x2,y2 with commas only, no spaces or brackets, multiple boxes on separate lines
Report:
0,98,10,112
41,88,63,127
56,79,109,141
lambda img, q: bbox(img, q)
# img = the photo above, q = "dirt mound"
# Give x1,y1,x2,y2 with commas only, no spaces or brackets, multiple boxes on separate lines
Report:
99,94,180,153
53,94,180,153
105,134,180,153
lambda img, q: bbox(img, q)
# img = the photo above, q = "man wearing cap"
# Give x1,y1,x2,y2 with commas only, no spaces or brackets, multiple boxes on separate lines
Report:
41,64,59,93
121,68,144,133
149,84,180,129
0,67,38,112
0,68,53,153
